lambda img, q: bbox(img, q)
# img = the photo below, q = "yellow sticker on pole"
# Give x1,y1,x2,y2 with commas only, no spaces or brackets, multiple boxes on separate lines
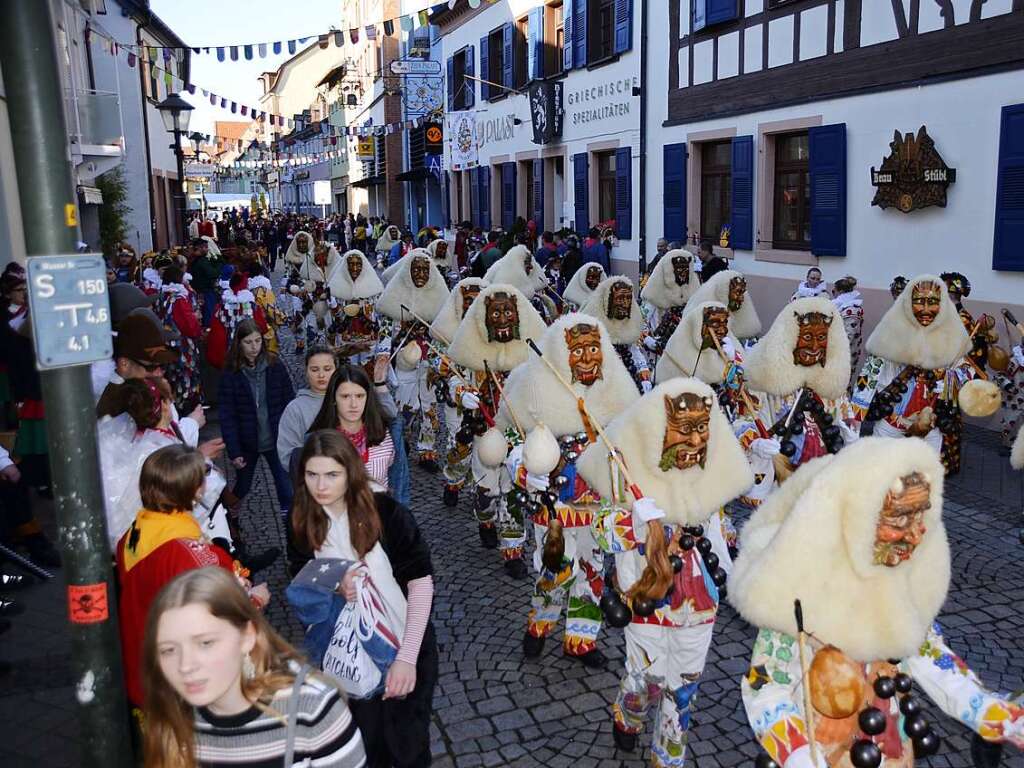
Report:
64,204,77,227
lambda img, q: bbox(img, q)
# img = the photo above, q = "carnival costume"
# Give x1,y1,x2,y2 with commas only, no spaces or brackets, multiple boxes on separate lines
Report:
497,314,638,667
831,277,864,391
155,279,203,411
446,283,546,573
580,276,652,394
734,296,858,507
563,264,606,312
376,251,450,467
483,245,559,324
327,249,385,368
577,378,754,767
731,437,1024,767
430,277,487,505
427,238,457,287
248,274,285,357
640,249,701,361
284,231,338,351
205,274,267,369
683,269,762,342
851,275,990,471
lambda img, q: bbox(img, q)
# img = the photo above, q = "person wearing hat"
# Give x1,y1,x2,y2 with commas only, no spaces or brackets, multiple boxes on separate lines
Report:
91,283,156,401
187,237,223,327
156,266,203,414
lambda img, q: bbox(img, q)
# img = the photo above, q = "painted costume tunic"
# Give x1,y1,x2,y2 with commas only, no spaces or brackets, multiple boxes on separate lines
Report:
155,284,203,411
742,624,1024,766
392,321,440,464
832,292,864,390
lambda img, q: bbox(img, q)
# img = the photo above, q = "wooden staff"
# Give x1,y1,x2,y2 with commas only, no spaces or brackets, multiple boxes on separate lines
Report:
706,333,771,439
527,338,644,500
397,301,477,392
484,359,524,438
794,600,819,766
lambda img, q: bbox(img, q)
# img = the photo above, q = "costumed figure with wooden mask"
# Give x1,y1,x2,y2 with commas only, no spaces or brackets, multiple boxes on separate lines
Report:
580,276,653,394
427,238,457,287
577,379,754,765
284,230,338,352
497,314,638,667
431,277,487,507
730,437,1024,768
683,269,762,343
733,296,858,508
852,275,999,473
205,273,268,370
483,244,559,324
376,251,451,469
563,263,606,312
446,284,546,571
641,250,701,363
327,249,385,367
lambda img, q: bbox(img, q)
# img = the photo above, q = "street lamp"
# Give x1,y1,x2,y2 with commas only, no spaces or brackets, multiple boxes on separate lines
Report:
188,130,205,221
156,93,193,246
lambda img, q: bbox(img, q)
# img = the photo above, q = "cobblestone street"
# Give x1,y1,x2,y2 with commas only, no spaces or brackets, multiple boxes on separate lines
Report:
1,325,1022,767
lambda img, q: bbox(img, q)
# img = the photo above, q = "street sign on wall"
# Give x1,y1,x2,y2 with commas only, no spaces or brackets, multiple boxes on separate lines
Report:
313,180,331,205
390,59,441,75
356,136,375,158
26,255,113,369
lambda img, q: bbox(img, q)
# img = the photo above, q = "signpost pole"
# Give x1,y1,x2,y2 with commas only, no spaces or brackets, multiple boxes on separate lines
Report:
0,2,132,765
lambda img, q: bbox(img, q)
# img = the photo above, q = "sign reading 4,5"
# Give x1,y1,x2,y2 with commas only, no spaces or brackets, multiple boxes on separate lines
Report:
26,254,113,370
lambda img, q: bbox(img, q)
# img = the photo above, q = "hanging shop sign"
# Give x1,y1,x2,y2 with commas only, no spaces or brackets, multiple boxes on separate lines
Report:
448,111,478,170
390,59,441,75
425,122,444,154
356,136,376,158
529,80,563,145
870,126,957,213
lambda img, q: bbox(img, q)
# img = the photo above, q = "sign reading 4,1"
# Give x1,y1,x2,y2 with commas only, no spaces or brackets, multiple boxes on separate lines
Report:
27,254,113,369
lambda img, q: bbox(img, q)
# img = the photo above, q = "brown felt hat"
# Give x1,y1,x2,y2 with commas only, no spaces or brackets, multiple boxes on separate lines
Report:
113,313,179,365
109,283,155,329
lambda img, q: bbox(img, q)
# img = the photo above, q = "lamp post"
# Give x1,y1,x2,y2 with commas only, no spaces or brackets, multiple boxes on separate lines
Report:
189,130,205,222
155,93,193,246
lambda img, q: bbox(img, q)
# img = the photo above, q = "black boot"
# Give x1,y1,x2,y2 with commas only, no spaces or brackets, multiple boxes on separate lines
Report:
478,525,498,549
504,558,528,580
522,632,546,658
573,648,608,669
443,486,460,507
612,724,637,752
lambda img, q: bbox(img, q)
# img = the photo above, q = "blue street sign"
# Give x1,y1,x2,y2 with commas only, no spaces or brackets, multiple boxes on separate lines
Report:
26,254,113,369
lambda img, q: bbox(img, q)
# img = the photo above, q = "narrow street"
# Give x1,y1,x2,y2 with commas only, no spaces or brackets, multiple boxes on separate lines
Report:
1,322,1021,768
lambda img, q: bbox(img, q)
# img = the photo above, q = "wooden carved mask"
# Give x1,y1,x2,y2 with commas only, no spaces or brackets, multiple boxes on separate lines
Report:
564,323,604,385
660,392,712,471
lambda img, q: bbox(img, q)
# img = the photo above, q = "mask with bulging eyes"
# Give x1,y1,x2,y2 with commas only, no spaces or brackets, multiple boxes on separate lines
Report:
296,235,309,254
585,266,602,290
565,323,603,385
660,392,712,471
701,307,729,350
671,255,690,287
910,281,941,327
793,311,831,367
873,472,930,566
728,276,746,312
434,241,448,262
347,254,363,281
460,284,481,316
485,292,520,342
410,256,431,288
606,281,633,321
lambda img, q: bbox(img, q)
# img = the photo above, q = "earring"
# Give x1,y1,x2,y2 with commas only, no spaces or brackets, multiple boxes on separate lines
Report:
242,652,256,681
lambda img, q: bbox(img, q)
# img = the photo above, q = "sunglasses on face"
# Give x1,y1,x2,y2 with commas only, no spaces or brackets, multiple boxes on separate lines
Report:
132,359,163,373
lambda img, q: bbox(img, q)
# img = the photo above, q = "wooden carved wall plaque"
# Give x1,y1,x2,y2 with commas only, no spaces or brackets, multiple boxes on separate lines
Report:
870,126,957,213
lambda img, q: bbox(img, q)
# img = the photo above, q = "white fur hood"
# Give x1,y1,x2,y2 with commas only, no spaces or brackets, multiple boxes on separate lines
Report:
375,250,450,323
640,249,699,310
579,276,645,345
446,283,546,371
327,249,384,301
563,264,605,307
654,301,740,385
684,270,762,339
430,277,487,345
483,245,547,296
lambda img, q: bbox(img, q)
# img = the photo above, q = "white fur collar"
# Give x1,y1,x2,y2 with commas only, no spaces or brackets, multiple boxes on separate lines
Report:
729,437,949,662
497,313,639,436
563,265,605,307
160,282,188,300
579,276,645,345
483,245,547,297
222,288,255,305
684,270,762,339
576,378,754,525
284,230,314,267
742,296,851,400
375,250,450,323
446,283,546,371
427,238,455,269
641,250,699,310
247,275,273,293
430,277,487,345
792,281,829,299
327,250,384,301
832,290,863,311
654,301,740,385
865,274,970,369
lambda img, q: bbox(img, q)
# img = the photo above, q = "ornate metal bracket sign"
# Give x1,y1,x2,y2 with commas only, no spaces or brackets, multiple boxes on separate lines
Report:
870,125,956,212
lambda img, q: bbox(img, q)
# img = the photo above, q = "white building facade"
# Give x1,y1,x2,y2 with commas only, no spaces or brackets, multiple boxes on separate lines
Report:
436,0,641,272
646,0,1024,327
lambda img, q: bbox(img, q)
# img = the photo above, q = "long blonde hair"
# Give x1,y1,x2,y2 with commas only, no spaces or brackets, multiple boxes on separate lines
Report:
141,568,304,768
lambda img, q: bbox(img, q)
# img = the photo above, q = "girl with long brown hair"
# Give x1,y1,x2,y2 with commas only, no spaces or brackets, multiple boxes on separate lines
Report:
292,430,435,768
142,567,365,768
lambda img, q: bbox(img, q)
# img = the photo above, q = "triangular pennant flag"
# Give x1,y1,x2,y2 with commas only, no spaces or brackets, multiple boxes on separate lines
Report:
192,48,201,55
231,102,237,113
230,46,239,61
273,41,282,54
366,24,377,40
350,28,359,44
164,71,172,89
287,40,296,54
220,97,227,108
217,46,225,61
258,43,267,57
241,105,248,116
383,19,394,36
400,15,413,32
186,83,196,95
127,52,136,68
418,10,429,27
318,34,329,49
210,92,217,105
334,31,343,47
244,44,253,60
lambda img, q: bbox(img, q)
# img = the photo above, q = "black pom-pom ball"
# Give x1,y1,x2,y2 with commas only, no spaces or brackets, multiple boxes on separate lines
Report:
669,555,683,573
679,534,695,551
913,729,941,758
632,597,655,617
703,552,719,572
894,673,912,694
873,676,896,699
780,440,797,457
899,696,921,718
858,707,887,736
754,753,779,768
904,714,929,740
696,537,713,556
711,567,728,587
849,739,882,768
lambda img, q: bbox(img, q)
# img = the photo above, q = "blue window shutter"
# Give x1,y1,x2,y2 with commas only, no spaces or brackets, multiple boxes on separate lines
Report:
994,104,1024,270
533,158,544,232
693,0,707,32
574,152,590,235
479,37,489,102
563,0,574,71
502,162,516,230
663,142,687,243
573,0,587,69
614,0,633,55
615,147,632,240
529,7,544,80
809,123,847,257
502,23,514,92
480,166,491,231
446,56,454,111
469,167,479,227
464,45,475,108
730,136,754,250
707,0,738,27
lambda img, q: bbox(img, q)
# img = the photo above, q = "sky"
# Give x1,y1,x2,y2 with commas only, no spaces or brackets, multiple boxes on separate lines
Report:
150,0,343,135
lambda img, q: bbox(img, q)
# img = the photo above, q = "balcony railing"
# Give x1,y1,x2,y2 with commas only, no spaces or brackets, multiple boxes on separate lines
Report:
65,88,124,151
